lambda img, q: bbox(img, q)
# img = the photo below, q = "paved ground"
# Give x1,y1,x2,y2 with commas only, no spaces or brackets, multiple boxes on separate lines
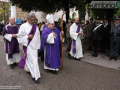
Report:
0,36,120,90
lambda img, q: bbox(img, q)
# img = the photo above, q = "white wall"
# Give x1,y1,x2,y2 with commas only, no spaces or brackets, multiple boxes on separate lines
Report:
54,10,66,21
31,11,46,23
31,8,89,23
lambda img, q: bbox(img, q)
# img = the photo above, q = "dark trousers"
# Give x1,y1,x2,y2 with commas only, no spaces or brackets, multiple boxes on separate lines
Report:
93,40,99,55
66,38,71,52
88,37,92,48
100,38,106,51
40,31,42,36
110,40,120,57
107,37,110,49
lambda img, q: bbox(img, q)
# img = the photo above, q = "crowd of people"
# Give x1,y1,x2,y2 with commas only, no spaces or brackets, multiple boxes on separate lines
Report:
66,16,120,61
2,12,120,84
3,13,63,84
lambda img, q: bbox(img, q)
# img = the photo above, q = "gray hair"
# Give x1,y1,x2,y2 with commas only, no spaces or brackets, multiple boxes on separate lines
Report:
27,13,36,19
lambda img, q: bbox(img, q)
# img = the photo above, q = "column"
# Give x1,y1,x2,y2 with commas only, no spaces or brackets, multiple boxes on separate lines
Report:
11,5,16,20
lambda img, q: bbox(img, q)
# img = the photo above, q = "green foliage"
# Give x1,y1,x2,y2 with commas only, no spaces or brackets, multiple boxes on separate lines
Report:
114,9,120,17
10,0,92,22
5,3,10,21
10,0,91,13
0,2,10,22
35,18,38,23
91,9,107,19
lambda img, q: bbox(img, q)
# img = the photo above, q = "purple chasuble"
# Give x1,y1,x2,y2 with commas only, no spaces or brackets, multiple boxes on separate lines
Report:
72,25,81,53
18,24,37,69
3,24,20,59
43,24,47,29
40,27,61,69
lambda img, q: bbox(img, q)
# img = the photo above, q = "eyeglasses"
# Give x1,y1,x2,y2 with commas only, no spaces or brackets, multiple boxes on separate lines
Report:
30,19,35,22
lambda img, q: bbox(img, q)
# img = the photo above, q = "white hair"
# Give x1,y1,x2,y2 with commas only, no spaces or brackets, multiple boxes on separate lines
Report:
27,13,36,19
9,16,15,20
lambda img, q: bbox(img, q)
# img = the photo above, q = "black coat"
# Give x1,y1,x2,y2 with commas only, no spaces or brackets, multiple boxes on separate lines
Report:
103,23,111,38
92,24,104,41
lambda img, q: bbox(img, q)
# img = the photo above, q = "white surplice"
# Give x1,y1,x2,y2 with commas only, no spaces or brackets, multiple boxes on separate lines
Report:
17,22,41,80
4,25,21,65
69,23,83,59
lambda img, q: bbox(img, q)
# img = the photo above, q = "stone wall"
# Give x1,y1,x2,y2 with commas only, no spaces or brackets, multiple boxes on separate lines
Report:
16,7,29,21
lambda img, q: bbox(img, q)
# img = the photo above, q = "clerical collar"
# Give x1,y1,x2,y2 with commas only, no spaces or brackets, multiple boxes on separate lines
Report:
74,23,78,26
8,23,17,27
27,21,33,26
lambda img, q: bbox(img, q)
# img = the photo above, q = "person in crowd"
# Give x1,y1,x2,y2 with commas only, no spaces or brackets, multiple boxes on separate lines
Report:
17,13,41,84
40,14,64,74
68,18,83,61
3,16,21,69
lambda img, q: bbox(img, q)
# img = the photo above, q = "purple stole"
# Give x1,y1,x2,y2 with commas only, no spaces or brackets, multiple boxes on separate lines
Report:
19,24,37,69
72,25,80,53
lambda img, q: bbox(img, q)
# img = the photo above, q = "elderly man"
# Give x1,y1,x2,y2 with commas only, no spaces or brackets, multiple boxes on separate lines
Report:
68,18,83,61
3,17,21,69
17,13,41,84
40,14,64,74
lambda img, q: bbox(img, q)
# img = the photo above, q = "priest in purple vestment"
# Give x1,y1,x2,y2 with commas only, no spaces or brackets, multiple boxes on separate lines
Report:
40,14,64,74
3,16,21,69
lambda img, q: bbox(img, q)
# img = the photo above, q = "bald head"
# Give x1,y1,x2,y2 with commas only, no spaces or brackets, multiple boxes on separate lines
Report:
74,18,79,21
74,18,79,25
9,16,15,25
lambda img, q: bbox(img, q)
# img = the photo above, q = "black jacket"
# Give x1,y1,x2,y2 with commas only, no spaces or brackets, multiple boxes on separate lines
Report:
92,24,104,40
103,23,111,38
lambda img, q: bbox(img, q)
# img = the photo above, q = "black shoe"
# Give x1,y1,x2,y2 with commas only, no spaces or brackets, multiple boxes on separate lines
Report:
114,56,117,61
10,64,15,69
51,70,58,75
13,63,18,66
109,56,114,60
74,58,81,61
26,71,31,75
92,53,98,57
68,53,71,59
32,78,40,84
